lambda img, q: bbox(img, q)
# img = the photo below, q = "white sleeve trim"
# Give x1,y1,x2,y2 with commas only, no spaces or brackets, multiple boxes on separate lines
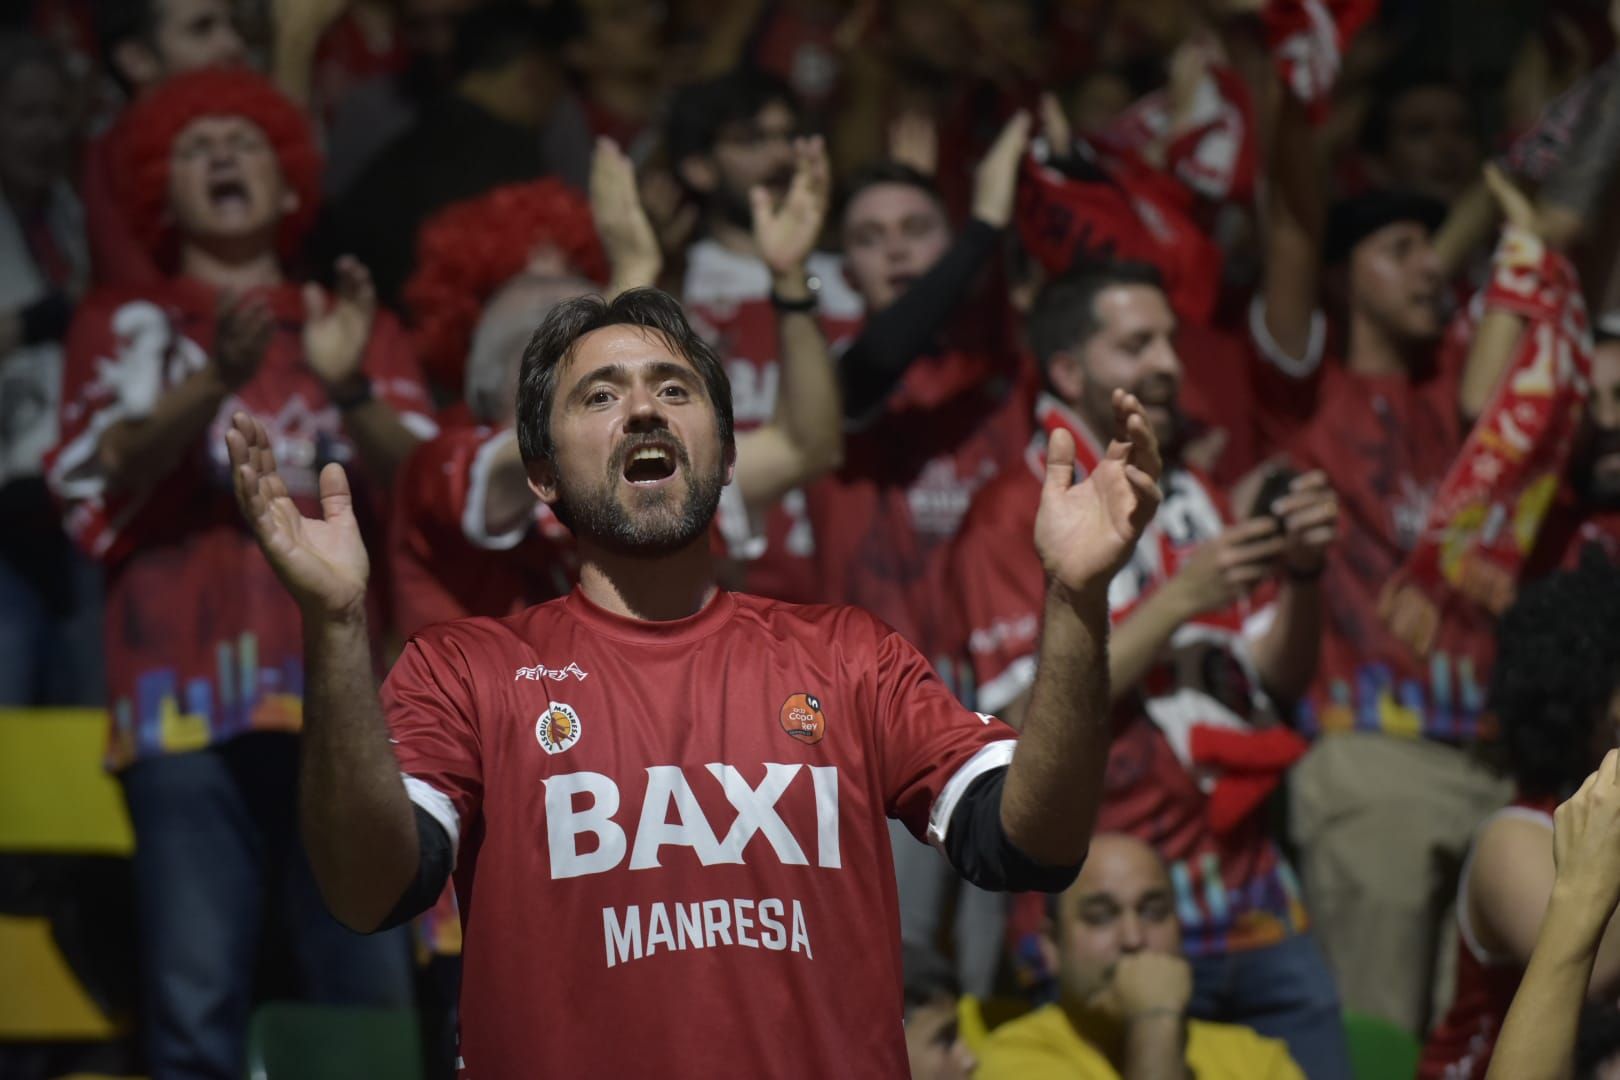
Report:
403,775,461,864
926,738,1018,852
1248,294,1326,379
460,430,529,551
974,655,1037,715
398,411,441,440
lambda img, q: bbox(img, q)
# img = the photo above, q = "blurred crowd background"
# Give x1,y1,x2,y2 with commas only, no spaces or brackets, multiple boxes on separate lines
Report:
5,0,1620,1078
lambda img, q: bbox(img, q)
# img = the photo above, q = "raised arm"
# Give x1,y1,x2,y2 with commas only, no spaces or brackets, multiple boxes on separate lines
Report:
838,111,1030,422
732,136,843,508
96,294,269,496
1256,88,1326,375
225,412,419,932
304,257,423,484
1000,390,1162,865
590,137,664,300
1488,750,1620,1080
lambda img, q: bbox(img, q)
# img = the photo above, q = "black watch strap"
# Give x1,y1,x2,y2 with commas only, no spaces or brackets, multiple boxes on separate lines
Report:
770,289,818,313
330,376,374,411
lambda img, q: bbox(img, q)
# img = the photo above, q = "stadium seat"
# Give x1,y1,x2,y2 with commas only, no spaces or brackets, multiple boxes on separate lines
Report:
1344,1010,1421,1080
244,1003,423,1080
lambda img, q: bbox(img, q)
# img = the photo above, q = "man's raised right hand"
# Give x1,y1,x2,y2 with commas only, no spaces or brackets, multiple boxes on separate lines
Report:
226,412,369,621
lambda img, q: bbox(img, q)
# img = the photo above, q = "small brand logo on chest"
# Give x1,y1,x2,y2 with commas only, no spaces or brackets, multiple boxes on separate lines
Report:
537,701,583,755
779,693,826,745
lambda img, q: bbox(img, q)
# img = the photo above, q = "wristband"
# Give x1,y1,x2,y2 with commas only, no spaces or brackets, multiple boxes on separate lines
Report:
1286,562,1326,583
770,288,818,314
329,376,374,411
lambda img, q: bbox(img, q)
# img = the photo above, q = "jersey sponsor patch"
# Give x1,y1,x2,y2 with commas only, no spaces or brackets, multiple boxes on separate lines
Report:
537,701,582,755
779,693,826,745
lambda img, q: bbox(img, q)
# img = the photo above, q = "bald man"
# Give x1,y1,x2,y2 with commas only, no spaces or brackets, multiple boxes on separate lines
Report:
978,834,1304,1080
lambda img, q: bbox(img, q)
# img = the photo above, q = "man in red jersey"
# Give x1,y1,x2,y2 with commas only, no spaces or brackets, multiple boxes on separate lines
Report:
227,281,1163,1076
950,263,1349,1079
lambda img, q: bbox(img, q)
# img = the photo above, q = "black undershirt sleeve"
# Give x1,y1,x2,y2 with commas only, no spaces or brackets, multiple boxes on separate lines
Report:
376,805,454,931
942,766,1085,893
839,218,1001,424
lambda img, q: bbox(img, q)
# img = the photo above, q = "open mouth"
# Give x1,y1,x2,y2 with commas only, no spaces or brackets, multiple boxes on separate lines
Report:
622,443,678,485
208,176,250,210
887,273,918,294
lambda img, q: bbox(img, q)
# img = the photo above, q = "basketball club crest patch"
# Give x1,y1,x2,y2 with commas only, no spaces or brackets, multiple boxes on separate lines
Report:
536,701,582,754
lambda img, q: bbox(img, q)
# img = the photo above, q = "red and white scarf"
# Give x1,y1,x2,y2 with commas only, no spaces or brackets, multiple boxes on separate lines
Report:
1030,395,1306,833
1388,228,1594,651
1262,0,1380,122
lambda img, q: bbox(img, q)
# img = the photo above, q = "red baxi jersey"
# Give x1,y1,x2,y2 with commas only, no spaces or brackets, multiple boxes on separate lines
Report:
385,588,1017,1078
1288,355,1496,742
1419,797,1558,1080
46,279,435,768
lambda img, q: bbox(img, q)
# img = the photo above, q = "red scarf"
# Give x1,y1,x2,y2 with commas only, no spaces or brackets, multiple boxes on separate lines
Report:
1103,62,1258,208
1263,0,1380,122
1033,395,1306,833
1387,229,1594,652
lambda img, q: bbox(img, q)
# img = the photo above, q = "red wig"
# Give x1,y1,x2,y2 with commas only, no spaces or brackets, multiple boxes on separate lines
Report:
117,68,323,270
404,179,608,391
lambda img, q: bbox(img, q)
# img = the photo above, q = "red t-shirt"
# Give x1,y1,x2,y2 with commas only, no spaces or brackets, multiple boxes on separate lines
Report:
682,240,864,604
806,347,1033,678
951,406,1306,957
389,423,577,638
384,588,1019,1078
46,279,435,767
1289,354,1495,742
1418,797,1558,1080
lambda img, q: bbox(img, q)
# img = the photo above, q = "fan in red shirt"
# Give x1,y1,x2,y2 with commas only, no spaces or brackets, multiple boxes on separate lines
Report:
1420,552,1620,1079
391,135,847,637
668,69,865,603
46,68,432,1077
810,111,1037,680
950,263,1351,1079
227,277,1165,1076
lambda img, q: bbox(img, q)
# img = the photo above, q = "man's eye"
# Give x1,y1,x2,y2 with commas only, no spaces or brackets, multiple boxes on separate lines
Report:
588,390,613,405
661,384,688,399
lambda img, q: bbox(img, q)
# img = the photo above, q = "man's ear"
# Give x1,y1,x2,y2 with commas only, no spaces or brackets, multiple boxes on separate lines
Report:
528,457,559,506
114,40,162,91
1046,349,1086,404
1036,918,1060,979
676,154,718,196
723,438,736,487
281,188,300,216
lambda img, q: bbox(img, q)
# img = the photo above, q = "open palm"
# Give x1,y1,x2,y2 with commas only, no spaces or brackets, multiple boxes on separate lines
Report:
226,412,369,619
1034,390,1163,593
752,136,830,276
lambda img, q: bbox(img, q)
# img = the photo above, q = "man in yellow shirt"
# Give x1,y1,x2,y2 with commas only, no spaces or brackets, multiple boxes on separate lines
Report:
978,834,1305,1080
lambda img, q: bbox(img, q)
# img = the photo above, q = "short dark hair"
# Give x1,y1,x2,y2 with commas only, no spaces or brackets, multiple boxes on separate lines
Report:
665,67,800,169
1027,261,1167,371
515,288,735,466
837,160,942,228
1491,546,1620,797
450,1,580,80
1360,69,1472,157
92,0,159,59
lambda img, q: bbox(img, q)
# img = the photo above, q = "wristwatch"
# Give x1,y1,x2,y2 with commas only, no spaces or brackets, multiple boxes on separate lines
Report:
329,376,374,411
770,273,821,313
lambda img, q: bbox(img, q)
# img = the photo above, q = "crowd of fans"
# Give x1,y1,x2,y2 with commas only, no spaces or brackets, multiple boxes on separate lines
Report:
5,0,1620,1077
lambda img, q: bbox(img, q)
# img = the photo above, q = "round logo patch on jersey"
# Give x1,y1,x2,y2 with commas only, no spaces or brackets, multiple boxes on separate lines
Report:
779,693,826,745
536,701,582,755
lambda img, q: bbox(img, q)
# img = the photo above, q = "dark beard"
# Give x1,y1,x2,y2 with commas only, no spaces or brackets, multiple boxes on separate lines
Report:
552,437,725,557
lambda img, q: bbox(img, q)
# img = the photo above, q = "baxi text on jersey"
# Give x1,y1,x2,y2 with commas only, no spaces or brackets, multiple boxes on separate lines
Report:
603,896,813,968
543,764,841,879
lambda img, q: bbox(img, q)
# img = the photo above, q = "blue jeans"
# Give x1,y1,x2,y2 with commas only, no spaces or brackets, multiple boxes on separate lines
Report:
0,539,104,706
1188,933,1352,1080
121,733,412,1079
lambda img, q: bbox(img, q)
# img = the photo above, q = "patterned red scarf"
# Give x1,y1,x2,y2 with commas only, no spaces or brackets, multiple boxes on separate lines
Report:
1033,395,1306,833
1387,228,1594,652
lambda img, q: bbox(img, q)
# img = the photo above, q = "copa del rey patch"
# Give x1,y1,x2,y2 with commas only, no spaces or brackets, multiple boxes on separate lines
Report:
537,702,582,755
